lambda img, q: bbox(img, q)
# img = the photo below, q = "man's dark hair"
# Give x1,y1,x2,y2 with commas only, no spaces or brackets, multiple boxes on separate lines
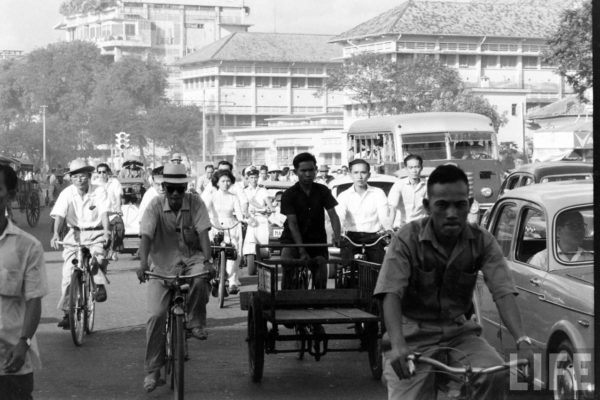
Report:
0,165,18,192
211,169,236,187
205,164,214,171
246,169,259,177
426,164,469,197
557,210,583,228
348,158,370,171
259,165,268,172
282,166,289,175
217,160,233,170
151,166,164,176
292,152,317,169
403,154,423,167
96,163,112,174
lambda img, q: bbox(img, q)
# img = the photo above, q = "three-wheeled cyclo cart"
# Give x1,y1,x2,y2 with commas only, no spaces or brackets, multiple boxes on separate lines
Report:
0,155,41,227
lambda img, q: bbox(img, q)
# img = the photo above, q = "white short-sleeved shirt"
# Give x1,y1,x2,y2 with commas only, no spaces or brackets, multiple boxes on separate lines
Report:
244,186,269,212
0,220,48,375
387,177,428,227
50,185,109,229
336,185,390,233
138,186,160,224
529,246,594,269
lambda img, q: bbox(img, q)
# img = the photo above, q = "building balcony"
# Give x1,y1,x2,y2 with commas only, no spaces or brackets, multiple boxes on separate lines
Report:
218,16,250,26
97,34,151,48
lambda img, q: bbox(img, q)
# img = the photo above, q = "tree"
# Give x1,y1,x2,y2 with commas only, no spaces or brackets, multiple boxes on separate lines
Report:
88,56,168,153
431,92,507,132
59,0,117,16
543,0,592,101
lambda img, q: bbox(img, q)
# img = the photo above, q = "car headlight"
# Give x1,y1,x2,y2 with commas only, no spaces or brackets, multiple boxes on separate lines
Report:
480,187,493,198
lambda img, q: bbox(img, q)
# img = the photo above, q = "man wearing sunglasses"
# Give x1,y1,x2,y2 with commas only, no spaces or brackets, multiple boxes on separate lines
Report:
136,163,213,392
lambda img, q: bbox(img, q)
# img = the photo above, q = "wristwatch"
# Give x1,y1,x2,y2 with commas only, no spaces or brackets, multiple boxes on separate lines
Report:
20,337,32,348
515,335,532,349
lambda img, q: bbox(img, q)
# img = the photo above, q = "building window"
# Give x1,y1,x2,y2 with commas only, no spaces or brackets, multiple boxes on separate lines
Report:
482,55,498,68
511,104,517,116
500,56,517,68
256,77,270,87
292,77,306,88
307,78,322,88
292,67,307,74
256,116,274,126
221,76,234,87
272,77,288,88
482,43,519,52
220,115,234,126
277,146,310,166
236,115,252,127
440,54,457,67
236,76,251,87
458,55,476,68
125,23,136,37
321,152,342,165
237,148,267,168
522,44,541,53
522,56,538,69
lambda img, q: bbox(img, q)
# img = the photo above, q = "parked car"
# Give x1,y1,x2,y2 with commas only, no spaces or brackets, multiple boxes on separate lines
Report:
475,181,594,398
480,161,593,227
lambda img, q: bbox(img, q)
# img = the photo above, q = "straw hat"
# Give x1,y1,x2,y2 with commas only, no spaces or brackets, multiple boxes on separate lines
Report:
162,163,190,184
67,159,94,175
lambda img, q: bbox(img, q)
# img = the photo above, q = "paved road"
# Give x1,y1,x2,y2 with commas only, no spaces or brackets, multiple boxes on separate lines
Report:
12,211,386,400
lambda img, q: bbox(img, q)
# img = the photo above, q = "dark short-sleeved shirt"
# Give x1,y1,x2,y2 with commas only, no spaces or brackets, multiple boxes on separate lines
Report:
279,182,337,245
374,217,517,322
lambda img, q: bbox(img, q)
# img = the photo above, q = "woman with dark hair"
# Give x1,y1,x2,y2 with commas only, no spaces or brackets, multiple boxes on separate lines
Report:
205,169,244,294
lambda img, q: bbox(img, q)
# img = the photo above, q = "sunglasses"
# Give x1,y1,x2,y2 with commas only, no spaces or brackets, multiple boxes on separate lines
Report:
165,184,187,194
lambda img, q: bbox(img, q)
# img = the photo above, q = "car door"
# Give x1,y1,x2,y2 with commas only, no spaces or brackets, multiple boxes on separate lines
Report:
507,204,549,351
476,200,519,352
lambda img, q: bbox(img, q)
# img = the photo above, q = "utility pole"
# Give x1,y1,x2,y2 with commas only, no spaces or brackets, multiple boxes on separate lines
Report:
41,105,47,171
202,90,207,162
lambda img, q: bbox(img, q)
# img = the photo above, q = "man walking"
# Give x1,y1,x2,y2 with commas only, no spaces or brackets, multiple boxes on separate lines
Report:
0,164,48,400
136,163,213,392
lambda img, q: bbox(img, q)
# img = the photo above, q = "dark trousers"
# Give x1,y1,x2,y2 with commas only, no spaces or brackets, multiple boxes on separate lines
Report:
0,373,34,400
341,231,386,264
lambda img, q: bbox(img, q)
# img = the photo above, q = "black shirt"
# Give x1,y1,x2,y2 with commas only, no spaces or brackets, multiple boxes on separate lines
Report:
279,182,337,244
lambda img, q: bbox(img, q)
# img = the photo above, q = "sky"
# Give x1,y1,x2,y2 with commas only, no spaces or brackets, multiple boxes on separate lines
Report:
0,0,400,52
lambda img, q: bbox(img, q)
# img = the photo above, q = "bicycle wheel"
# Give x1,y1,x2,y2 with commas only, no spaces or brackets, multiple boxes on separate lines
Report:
69,269,85,346
218,250,227,308
164,313,173,386
248,293,265,383
364,321,382,380
84,271,96,334
172,314,185,400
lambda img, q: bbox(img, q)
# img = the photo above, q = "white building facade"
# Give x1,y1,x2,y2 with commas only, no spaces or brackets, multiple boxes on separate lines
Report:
330,0,573,149
177,32,344,162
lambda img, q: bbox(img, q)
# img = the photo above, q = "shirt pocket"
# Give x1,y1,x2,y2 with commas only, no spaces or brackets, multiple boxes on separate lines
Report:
0,256,23,297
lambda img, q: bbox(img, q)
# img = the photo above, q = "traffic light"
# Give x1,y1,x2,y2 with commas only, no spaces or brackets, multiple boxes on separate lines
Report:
114,131,130,151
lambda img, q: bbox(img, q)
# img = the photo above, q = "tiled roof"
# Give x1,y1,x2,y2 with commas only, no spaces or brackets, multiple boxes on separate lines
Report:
527,95,592,119
176,32,342,66
333,0,566,41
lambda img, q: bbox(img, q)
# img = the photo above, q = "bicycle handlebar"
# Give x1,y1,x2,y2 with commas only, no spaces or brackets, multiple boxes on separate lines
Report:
407,353,529,376
144,271,209,280
211,221,242,230
55,240,106,247
341,233,391,248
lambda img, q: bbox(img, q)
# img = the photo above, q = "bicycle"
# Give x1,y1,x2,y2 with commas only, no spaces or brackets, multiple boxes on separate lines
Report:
211,221,241,308
145,269,209,400
337,233,390,289
386,349,532,400
56,239,105,346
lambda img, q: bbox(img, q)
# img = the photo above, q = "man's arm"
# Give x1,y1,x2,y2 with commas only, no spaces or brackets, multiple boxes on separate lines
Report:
101,212,111,244
2,297,43,373
387,181,402,228
286,214,309,259
137,234,151,282
382,293,412,379
495,294,526,341
326,207,341,247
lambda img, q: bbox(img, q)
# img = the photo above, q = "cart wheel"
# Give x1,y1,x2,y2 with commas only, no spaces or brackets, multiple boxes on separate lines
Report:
26,192,40,227
248,293,265,383
365,321,382,380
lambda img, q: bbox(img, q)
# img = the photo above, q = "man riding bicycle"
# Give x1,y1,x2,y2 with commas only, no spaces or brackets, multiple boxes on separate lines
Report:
336,159,392,264
135,163,213,392
375,164,533,399
242,169,270,263
279,152,341,290
50,159,111,329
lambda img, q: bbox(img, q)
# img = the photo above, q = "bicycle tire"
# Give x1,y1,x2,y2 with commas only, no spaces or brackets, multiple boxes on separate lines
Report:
165,313,173,387
84,270,96,334
172,314,185,400
69,269,85,346
218,250,226,308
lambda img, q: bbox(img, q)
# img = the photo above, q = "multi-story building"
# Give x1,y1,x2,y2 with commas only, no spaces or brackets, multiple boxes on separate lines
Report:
330,0,572,148
0,50,24,61
176,32,344,161
54,0,250,99
224,112,344,170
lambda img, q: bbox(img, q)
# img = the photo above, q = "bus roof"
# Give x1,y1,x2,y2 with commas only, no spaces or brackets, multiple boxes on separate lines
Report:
348,112,494,135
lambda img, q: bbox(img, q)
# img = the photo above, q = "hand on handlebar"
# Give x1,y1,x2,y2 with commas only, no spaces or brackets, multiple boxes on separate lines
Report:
50,234,61,250
136,264,149,283
387,342,413,380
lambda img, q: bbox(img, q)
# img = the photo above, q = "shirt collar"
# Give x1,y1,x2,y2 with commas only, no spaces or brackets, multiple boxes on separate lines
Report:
162,194,191,212
0,218,19,241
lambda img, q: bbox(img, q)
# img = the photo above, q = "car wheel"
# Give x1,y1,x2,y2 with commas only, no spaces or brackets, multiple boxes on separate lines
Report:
552,340,579,400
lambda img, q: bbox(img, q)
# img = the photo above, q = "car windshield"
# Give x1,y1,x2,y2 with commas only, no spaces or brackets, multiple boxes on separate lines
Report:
554,206,594,266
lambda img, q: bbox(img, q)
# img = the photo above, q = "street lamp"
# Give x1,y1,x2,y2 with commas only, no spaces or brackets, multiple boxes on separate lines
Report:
40,105,47,172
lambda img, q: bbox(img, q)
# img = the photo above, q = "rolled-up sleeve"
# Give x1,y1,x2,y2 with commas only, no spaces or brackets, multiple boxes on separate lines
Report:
50,188,69,219
373,234,411,300
480,230,518,301
192,196,211,233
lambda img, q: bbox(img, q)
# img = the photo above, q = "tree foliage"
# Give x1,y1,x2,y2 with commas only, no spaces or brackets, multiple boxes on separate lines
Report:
543,0,592,101
59,0,117,16
324,53,505,129
145,104,204,159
